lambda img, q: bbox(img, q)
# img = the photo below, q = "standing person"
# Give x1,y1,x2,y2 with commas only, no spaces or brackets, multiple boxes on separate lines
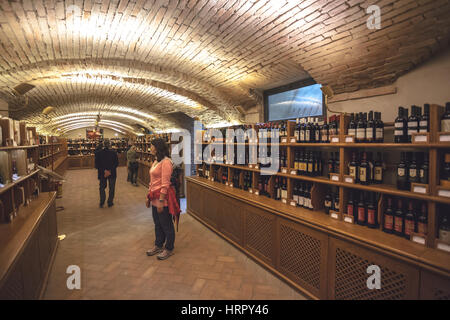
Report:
146,138,180,260
127,144,139,186
95,139,119,208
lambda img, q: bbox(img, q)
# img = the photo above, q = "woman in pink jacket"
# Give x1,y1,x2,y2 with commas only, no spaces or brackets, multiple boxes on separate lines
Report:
146,138,175,260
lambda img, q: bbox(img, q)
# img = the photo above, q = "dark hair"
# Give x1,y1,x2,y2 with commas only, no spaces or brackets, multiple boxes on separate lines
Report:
151,138,170,162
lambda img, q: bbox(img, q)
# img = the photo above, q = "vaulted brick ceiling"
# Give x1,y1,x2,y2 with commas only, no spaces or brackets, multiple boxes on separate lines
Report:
0,0,448,135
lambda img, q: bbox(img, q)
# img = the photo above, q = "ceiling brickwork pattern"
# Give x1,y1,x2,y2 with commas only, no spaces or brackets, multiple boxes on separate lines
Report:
0,0,448,133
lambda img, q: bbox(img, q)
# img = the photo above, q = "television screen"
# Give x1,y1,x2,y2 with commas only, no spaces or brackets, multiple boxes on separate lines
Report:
266,83,323,121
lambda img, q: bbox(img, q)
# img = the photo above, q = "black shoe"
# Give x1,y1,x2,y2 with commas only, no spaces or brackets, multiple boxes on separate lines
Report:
108,203,114,207
100,203,104,208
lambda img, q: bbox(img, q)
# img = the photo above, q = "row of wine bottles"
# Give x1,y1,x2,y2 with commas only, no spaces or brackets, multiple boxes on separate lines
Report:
348,111,384,143
394,104,430,143
348,152,384,185
292,115,340,143
397,152,429,190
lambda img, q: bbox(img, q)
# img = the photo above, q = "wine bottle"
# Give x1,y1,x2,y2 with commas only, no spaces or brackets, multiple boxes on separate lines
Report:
359,152,370,185
374,152,383,184
366,111,375,143
356,112,366,143
408,152,419,184
394,199,405,237
334,152,340,174
328,152,334,178
324,188,332,214
407,106,419,142
348,113,356,139
305,117,312,143
347,192,356,222
315,118,321,143
333,190,339,212
367,193,378,228
419,104,429,133
444,153,450,181
295,118,300,142
293,182,299,206
397,152,409,190
375,112,384,143
356,192,366,226
349,151,359,183
383,198,394,234
439,214,450,244
321,119,329,143
394,107,407,143
300,118,306,142
417,202,428,235
298,183,305,208
404,201,417,239
281,178,287,199
441,102,450,133
307,151,314,176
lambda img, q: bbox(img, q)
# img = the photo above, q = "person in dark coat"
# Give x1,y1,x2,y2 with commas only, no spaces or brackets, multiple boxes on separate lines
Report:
95,139,119,208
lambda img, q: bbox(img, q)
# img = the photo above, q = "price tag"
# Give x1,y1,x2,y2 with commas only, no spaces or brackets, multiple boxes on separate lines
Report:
0,183,4,188
437,242,450,253
439,134,450,142
249,164,253,168
249,189,253,193
290,170,297,175
438,189,450,198
412,235,426,245
282,198,287,204
344,177,354,184
282,168,287,174
413,186,427,194
230,183,233,187
345,136,354,143
414,135,427,143
281,138,287,143
331,175,340,182
290,201,297,207
225,182,229,186
331,212,339,220
331,137,339,143
290,138,296,143
255,191,259,195
344,216,353,224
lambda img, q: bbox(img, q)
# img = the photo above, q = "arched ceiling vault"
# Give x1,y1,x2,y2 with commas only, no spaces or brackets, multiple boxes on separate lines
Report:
0,0,448,134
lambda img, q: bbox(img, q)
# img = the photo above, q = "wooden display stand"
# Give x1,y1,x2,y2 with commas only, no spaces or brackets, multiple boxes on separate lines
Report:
189,104,450,300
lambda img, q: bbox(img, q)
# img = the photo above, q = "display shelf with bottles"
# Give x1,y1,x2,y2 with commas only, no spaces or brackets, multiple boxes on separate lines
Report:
194,104,450,259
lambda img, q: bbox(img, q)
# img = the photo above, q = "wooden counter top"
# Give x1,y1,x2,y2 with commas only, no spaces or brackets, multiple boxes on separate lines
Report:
0,192,56,283
187,176,450,277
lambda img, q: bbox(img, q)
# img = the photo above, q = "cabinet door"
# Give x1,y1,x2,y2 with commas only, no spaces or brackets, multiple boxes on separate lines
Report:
38,212,51,278
202,188,220,228
243,204,276,267
277,218,328,299
328,237,419,300
21,231,42,299
420,270,450,300
186,181,203,218
0,263,24,300
218,195,244,246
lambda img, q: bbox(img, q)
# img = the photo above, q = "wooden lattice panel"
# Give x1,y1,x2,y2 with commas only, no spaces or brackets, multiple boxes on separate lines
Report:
219,196,243,245
244,206,275,265
329,238,419,300
203,189,220,228
187,182,203,218
279,224,321,290
420,270,450,300
0,266,24,300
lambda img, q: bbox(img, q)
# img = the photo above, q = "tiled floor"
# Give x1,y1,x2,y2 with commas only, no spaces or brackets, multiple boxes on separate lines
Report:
43,167,307,300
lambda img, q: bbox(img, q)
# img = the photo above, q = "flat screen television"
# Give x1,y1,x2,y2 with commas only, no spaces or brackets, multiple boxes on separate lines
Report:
264,79,324,122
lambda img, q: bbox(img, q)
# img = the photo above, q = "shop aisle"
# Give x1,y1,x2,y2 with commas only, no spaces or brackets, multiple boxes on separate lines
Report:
43,167,306,300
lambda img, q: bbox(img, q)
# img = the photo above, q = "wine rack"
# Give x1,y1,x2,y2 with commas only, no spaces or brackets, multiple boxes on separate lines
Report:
195,104,450,257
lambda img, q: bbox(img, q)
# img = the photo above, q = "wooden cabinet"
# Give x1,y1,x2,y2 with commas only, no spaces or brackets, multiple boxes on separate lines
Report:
218,194,244,246
0,192,58,300
420,270,450,300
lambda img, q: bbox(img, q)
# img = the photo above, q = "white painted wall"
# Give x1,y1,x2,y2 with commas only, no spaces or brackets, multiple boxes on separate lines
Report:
245,50,450,123
63,127,127,139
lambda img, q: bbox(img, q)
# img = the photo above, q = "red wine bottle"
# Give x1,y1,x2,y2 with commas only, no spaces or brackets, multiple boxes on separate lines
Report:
394,199,405,237
367,193,378,228
356,192,366,226
383,198,394,234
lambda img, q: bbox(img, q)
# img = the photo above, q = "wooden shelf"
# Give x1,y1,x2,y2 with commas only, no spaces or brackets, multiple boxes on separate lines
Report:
188,176,450,277
0,170,40,196
0,145,38,151
0,192,56,282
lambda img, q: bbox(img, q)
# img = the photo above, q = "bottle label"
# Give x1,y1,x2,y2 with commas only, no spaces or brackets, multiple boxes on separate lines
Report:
409,168,417,178
366,129,373,139
325,200,331,208
348,129,356,137
334,201,339,209
359,167,367,182
405,219,415,236
418,222,427,235
295,162,299,170
408,129,418,136
295,131,299,141
358,207,365,222
398,168,405,177
300,131,305,141
394,217,403,233
301,163,307,172
281,190,287,199
384,215,393,230
395,122,404,128
368,209,376,225
356,128,365,139
375,167,382,181
308,163,313,172
306,131,310,141
442,119,450,132
293,195,299,203
420,169,424,178
347,204,353,216
408,121,418,127
439,229,450,243
376,128,383,139
315,131,320,141
322,131,328,141
349,166,356,177
419,120,428,127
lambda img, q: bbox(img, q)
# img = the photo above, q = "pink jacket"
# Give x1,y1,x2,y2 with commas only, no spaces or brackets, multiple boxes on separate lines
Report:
149,157,172,207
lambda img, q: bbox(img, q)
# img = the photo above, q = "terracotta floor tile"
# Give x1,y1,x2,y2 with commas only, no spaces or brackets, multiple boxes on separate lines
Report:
43,168,307,300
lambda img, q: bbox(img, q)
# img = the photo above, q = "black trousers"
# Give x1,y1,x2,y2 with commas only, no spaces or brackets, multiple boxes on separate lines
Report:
99,176,116,206
129,162,138,184
152,206,175,251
